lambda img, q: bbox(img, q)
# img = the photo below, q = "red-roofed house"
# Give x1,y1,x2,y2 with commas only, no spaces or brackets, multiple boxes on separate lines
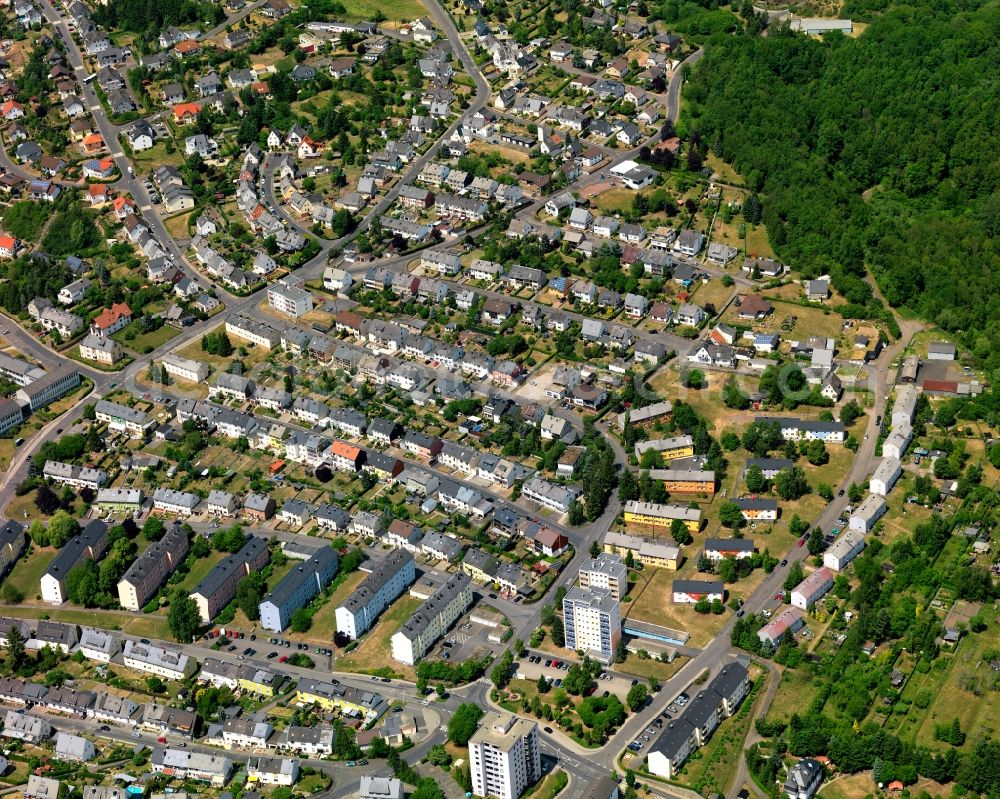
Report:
1,100,24,120
81,133,104,154
90,302,132,336
112,196,137,219
175,40,202,57
82,157,116,179
757,606,805,647
655,137,681,155
251,81,270,96
0,235,19,259
88,184,109,205
329,440,364,472
173,103,201,123
529,526,568,557
297,136,322,158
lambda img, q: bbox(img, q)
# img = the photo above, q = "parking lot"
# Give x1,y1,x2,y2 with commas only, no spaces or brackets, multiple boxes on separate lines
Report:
200,629,334,669
428,612,498,665
626,691,692,754
516,650,638,701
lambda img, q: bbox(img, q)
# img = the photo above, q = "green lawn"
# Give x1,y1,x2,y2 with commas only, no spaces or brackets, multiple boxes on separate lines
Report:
167,551,228,597
339,0,427,20
4,547,56,602
296,570,366,643
765,667,825,723
114,322,180,354
0,605,172,639
131,142,184,172
0,437,17,471
336,594,423,678
616,651,687,683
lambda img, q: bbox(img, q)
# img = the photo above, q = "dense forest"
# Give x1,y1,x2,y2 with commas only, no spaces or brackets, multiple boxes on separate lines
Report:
684,0,1000,368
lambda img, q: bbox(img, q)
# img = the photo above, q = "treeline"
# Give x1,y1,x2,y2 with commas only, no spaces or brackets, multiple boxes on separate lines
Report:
0,256,73,314
685,3,1000,369
93,0,223,35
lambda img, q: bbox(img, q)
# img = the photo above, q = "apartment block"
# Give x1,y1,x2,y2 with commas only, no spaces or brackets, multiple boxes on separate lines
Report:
335,550,415,639
391,573,472,665
259,547,338,633
469,713,540,799
190,537,270,622
577,553,628,600
563,586,621,664
118,523,190,611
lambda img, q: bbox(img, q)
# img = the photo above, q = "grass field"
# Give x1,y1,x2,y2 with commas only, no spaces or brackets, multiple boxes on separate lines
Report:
0,605,172,639
591,187,640,214
819,773,949,799
4,547,56,601
616,651,687,682
766,667,825,723
688,278,736,315
306,570,366,642
913,603,1000,750
175,323,274,370
624,568,727,648
705,153,744,186
0,437,17,471
336,594,423,678
131,142,184,173
114,321,180,354
166,551,228,597
164,210,194,239
339,0,426,21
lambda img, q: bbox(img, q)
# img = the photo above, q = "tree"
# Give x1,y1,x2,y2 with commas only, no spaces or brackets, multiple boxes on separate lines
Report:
839,400,863,426
563,663,595,696
5,624,25,673
719,501,744,528
774,467,810,500
550,617,564,647
589,540,601,558
783,562,804,592
808,526,825,555
66,560,100,606
167,594,201,643
684,369,705,389
47,510,79,547
537,674,550,694
142,517,166,542
804,439,829,466
34,483,59,515
671,518,692,545
745,464,767,493
626,683,648,711
618,469,639,503
724,377,750,409
848,482,864,503
447,704,484,746
235,572,265,621
290,608,312,633
427,744,452,768
490,650,513,689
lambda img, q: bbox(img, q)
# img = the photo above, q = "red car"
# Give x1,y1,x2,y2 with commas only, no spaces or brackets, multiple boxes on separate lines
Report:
279,655,288,663
157,737,167,743
797,537,806,547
